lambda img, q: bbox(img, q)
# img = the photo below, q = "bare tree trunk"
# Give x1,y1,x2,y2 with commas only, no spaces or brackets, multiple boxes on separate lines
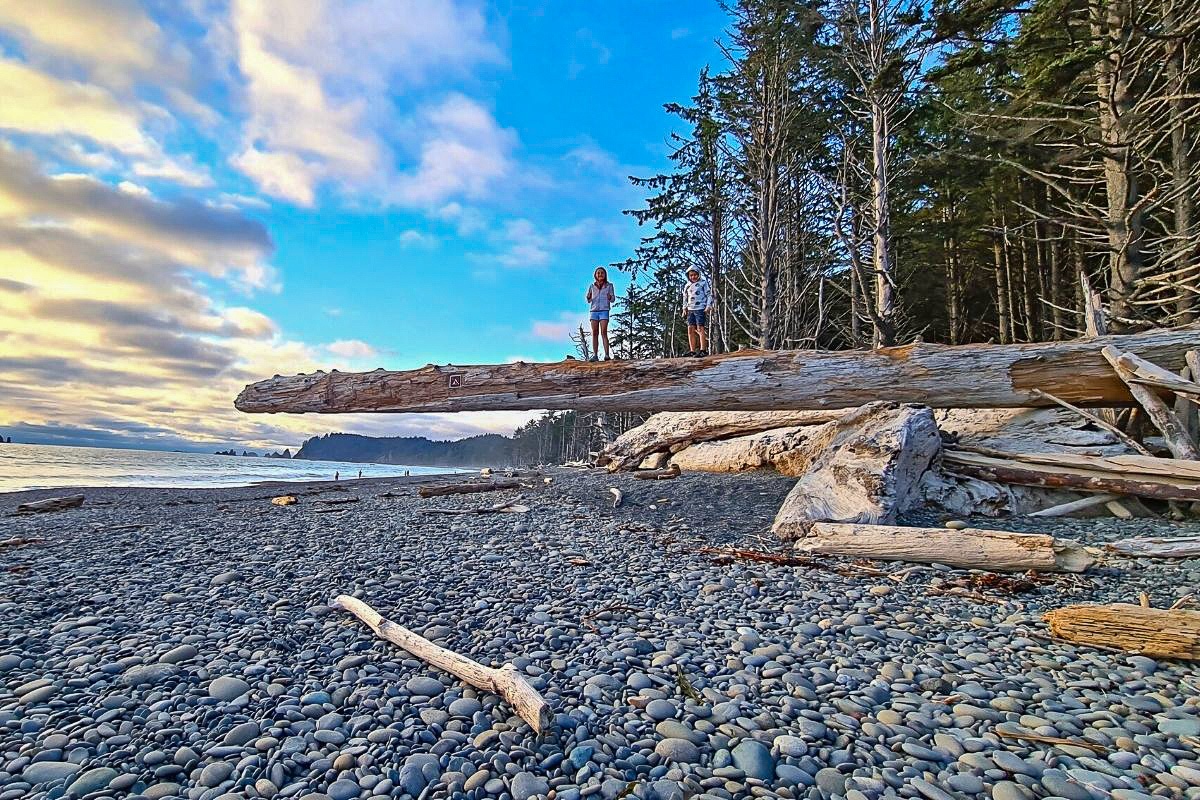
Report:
870,87,895,347
993,207,1012,344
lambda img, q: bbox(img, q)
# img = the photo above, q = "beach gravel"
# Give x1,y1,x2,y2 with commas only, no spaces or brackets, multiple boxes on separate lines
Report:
1,469,1199,800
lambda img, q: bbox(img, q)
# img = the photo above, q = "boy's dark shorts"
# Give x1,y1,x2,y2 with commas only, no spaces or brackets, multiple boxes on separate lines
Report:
687,309,707,327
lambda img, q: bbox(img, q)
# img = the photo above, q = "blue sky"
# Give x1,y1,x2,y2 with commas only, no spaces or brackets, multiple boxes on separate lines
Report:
0,0,728,449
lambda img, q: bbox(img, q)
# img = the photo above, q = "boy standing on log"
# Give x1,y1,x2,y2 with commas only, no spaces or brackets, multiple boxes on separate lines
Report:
681,268,712,357
585,267,616,362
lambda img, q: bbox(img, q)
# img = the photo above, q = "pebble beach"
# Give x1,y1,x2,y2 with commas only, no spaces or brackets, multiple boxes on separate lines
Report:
2,470,1199,800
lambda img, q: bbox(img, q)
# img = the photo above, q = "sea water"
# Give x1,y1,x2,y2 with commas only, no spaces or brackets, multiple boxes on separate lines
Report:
0,442,462,492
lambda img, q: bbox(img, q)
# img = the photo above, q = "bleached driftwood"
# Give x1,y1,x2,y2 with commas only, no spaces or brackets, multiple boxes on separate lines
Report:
919,470,1085,518
669,425,819,475
943,449,1200,501
15,495,85,514
773,404,941,539
632,464,681,481
235,327,1200,414
935,407,1131,456
609,487,623,508
1028,389,1153,456
600,411,841,471
1030,494,1120,517
1102,346,1199,460
331,595,551,732
420,499,530,515
417,480,522,498
1107,536,1200,558
796,522,1096,572
271,495,297,506
1044,603,1200,659
1113,349,1200,398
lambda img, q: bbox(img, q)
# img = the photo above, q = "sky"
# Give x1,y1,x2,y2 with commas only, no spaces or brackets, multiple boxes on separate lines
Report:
0,0,728,451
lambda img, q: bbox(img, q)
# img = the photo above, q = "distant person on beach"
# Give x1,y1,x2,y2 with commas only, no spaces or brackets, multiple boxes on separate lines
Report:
682,268,713,357
585,267,616,362
335,471,339,481
357,470,362,479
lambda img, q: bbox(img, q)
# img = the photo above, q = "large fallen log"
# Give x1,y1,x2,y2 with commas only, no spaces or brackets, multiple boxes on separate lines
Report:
796,522,1096,572
599,410,842,471
943,450,1200,501
417,480,521,498
1102,346,1200,460
15,494,85,514
235,327,1200,414
331,595,551,731
1044,603,1200,659
773,404,941,538
669,425,820,475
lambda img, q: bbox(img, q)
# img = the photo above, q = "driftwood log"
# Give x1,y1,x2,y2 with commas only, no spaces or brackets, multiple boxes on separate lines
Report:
796,522,1096,572
417,480,522,498
235,327,1200,414
1044,603,1200,659
773,404,941,539
420,499,530,515
943,450,1200,501
669,425,818,475
1029,494,1120,517
1107,536,1200,558
631,464,681,481
331,595,551,732
599,411,841,471
15,495,85,514
1102,346,1200,460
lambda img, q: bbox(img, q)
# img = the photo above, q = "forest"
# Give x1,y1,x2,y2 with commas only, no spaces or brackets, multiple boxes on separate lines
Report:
510,0,1200,463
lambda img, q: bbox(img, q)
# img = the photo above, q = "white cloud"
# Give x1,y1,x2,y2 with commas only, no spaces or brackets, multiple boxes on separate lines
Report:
325,339,378,360
529,311,588,342
228,0,508,207
399,229,437,248
484,217,615,269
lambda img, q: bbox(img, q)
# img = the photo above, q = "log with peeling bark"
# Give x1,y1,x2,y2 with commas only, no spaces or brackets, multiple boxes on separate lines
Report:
773,404,942,539
1043,603,1200,659
631,464,681,481
14,494,85,514
1107,536,1200,558
331,595,551,731
795,522,1096,572
943,450,1200,501
235,327,1200,415
599,411,842,471
417,480,522,498
1102,346,1200,460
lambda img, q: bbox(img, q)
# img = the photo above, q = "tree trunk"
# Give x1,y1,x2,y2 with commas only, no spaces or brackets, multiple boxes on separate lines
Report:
797,522,1095,572
236,327,1200,415
993,211,1012,344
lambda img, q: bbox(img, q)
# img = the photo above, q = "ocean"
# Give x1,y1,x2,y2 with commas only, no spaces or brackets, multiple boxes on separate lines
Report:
0,442,464,493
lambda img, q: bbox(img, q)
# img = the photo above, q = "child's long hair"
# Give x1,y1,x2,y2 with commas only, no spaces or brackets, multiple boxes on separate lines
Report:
593,267,609,285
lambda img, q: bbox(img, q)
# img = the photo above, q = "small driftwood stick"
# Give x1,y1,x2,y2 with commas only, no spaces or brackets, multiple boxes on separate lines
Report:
632,464,681,481
1102,346,1200,460
1030,493,1119,517
1107,536,1200,558
418,480,521,498
315,497,360,506
1044,603,1200,660
15,495,85,514
798,523,1096,573
331,595,551,732
609,488,623,508
1029,389,1152,456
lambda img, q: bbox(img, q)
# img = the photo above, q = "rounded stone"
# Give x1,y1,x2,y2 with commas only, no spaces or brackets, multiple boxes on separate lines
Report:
655,738,701,763
645,699,677,721
159,644,198,664
208,676,251,701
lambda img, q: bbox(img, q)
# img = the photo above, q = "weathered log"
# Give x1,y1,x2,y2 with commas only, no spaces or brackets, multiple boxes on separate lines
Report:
600,411,842,471
669,425,819,475
235,327,1200,414
1107,536,1200,558
271,495,297,506
773,404,941,539
331,595,551,731
1029,493,1119,517
1043,603,1200,659
420,499,530,515
796,522,1096,572
631,464,681,481
1114,349,1200,397
417,480,521,498
15,494,84,514
1102,346,1199,460
943,450,1200,501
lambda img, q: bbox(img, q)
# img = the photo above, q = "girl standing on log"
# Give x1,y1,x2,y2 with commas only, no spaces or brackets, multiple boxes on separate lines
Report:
585,267,616,362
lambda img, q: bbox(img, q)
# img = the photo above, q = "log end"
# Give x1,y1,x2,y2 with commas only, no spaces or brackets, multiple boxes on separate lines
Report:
493,664,552,734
